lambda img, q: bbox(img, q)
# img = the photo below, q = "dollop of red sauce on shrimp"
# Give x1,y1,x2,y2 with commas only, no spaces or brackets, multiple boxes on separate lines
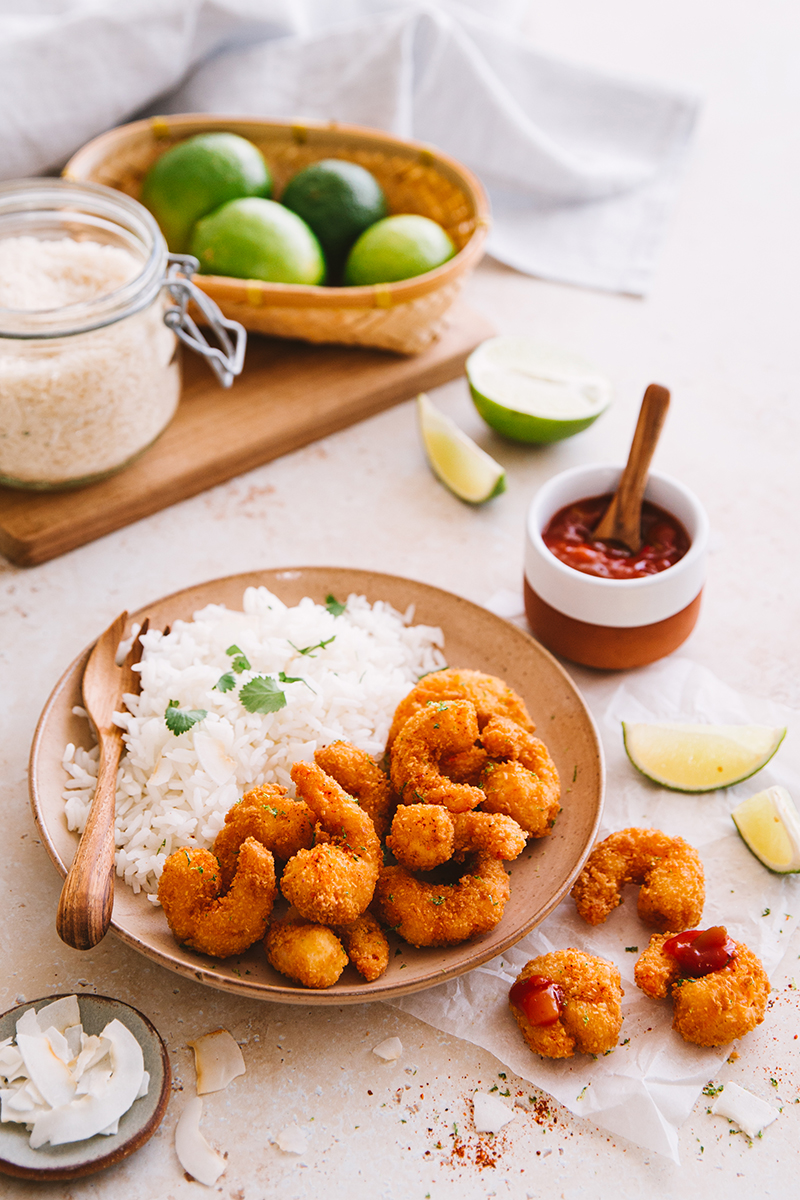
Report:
509,975,564,1025
542,494,690,579
664,926,736,976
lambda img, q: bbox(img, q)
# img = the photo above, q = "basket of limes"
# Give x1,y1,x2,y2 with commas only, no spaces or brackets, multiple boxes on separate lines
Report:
64,115,490,354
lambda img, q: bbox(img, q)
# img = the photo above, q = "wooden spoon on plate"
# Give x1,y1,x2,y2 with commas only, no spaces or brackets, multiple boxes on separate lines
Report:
56,612,147,951
593,383,671,553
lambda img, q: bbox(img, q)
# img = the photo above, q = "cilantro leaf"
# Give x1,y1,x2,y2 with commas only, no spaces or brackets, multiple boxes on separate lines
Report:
238,676,287,714
325,594,346,617
225,644,251,673
288,635,336,657
278,671,305,684
165,699,207,736
214,672,236,692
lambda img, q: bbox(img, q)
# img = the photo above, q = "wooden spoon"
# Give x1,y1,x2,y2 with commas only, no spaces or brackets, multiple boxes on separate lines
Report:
56,612,147,951
593,383,671,553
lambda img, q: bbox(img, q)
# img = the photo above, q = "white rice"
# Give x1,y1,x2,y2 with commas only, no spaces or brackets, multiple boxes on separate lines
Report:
61,587,445,900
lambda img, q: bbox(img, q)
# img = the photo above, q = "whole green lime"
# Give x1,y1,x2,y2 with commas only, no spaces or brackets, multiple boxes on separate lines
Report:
343,215,456,286
189,197,325,285
280,159,387,264
140,132,272,253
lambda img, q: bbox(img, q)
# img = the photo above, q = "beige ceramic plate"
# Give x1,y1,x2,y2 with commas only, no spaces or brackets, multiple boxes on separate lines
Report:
30,567,604,1005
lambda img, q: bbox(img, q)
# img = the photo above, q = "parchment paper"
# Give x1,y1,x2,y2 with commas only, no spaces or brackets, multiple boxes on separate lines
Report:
387,653,800,1162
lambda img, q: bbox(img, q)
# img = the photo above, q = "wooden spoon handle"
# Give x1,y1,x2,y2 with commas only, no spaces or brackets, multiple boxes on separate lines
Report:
56,729,122,950
594,384,671,551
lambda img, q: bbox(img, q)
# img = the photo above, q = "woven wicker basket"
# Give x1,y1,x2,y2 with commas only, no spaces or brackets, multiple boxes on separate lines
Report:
65,115,490,354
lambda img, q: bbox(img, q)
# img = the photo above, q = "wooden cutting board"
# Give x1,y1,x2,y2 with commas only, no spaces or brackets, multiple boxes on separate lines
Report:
0,302,494,567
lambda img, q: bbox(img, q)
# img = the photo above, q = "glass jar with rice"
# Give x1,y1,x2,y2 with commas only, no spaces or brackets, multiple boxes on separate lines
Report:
0,179,245,490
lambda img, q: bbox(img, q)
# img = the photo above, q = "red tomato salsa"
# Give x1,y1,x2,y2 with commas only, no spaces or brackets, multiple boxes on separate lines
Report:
542,493,690,580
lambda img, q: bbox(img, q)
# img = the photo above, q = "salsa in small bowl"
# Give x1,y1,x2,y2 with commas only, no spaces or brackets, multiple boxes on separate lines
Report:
524,464,708,669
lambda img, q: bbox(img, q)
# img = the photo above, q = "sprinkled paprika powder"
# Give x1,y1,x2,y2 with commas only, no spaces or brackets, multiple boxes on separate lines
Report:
542,493,690,580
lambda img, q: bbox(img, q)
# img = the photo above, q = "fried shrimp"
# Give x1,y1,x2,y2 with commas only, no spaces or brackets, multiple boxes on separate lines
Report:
158,837,277,958
280,761,382,925
391,700,484,813
333,913,390,982
635,930,770,1046
314,741,394,839
374,852,510,947
212,785,315,888
478,716,561,837
509,950,623,1058
571,827,705,930
265,915,348,989
387,668,535,748
386,804,526,871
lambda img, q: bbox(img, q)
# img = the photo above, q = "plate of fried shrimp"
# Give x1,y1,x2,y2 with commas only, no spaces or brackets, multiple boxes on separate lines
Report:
30,567,604,1005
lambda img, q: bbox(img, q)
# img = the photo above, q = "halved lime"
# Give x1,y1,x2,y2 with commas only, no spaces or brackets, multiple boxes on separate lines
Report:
140,132,272,254
731,786,800,873
466,337,611,443
417,393,506,505
622,722,786,792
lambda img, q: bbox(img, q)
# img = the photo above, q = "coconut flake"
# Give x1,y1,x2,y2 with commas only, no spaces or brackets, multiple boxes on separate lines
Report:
36,996,81,1035
372,1037,403,1062
472,1092,517,1134
711,1082,780,1139
193,732,237,786
188,1029,245,1095
175,1096,227,1186
15,1033,77,1109
276,1124,309,1154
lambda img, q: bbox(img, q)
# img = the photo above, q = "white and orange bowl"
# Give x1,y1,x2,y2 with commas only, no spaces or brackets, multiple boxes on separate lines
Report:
524,464,709,670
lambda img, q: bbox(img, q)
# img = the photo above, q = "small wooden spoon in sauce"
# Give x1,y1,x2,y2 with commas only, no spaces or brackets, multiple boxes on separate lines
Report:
56,613,147,951
593,383,671,553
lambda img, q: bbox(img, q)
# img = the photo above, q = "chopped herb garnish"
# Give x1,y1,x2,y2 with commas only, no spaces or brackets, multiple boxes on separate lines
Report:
762,908,771,917
214,672,236,692
429,897,445,906
225,645,251,672
289,635,336,657
625,946,639,953
238,675,287,714
325,594,346,617
702,1083,724,1097
572,765,578,782
278,671,305,684
165,699,207,736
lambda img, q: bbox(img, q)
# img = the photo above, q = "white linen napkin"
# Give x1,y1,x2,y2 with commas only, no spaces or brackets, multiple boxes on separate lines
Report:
0,0,698,295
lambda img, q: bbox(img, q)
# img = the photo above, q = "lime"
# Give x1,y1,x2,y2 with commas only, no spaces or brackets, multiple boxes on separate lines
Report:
622,722,787,792
280,159,387,264
731,786,800,873
189,198,325,285
417,392,506,505
344,215,455,286
140,132,272,254
466,338,612,444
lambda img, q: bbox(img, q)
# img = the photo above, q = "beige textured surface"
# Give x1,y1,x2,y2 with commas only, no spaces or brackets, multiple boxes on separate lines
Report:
2,2,800,1196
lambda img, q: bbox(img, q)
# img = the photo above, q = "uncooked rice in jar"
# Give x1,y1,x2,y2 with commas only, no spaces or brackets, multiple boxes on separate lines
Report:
62,588,446,899
0,236,179,486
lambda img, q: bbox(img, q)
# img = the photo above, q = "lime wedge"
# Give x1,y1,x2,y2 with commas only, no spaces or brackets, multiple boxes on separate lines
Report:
417,393,506,505
622,722,787,792
731,786,800,873
466,337,611,443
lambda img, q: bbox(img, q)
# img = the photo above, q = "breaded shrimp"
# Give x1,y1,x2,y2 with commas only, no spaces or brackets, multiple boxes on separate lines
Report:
572,827,705,930
391,700,484,813
509,950,623,1059
479,715,561,837
158,837,276,958
212,784,314,888
635,930,770,1046
333,913,390,982
315,741,394,839
280,761,382,925
388,668,535,748
386,804,526,871
374,852,510,947
265,915,348,989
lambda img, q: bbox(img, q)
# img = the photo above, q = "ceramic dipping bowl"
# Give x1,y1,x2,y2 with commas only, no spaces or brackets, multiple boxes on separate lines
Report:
524,464,709,669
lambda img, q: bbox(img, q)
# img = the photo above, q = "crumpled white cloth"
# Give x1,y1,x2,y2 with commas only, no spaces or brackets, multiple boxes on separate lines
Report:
388,652,800,1162
0,0,698,294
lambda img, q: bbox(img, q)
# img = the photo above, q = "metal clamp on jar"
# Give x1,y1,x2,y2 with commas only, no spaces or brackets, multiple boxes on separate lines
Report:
0,179,247,491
